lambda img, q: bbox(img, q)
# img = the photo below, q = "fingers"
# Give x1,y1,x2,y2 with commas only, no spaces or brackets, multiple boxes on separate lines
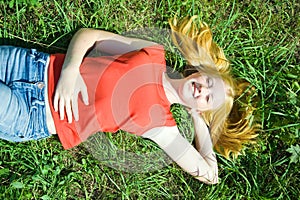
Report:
65,99,73,123
81,83,89,105
53,92,82,123
54,89,71,123
72,95,79,121
55,96,73,123
59,96,65,121
71,87,89,121
54,92,59,112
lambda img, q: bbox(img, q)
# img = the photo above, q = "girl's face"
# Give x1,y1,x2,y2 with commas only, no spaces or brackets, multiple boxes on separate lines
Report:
178,73,227,111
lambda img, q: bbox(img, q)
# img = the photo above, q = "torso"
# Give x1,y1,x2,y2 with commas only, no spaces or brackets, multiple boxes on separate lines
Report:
46,45,177,149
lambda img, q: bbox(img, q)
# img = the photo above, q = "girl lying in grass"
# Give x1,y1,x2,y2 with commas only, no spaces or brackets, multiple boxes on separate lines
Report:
0,16,257,184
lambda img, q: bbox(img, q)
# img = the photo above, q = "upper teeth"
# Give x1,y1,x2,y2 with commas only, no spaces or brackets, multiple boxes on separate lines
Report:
193,82,201,98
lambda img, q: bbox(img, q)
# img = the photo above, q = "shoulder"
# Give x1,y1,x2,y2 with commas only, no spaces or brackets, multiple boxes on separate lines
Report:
140,44,165,56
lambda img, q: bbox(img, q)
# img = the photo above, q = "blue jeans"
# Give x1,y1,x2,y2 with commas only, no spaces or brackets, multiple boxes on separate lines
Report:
0,46,51,142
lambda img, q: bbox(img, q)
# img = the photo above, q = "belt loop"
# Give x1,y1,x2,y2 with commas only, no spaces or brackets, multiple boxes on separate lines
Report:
32,99,45,106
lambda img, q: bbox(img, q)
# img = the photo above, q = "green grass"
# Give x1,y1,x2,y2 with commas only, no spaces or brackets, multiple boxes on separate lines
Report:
0,0,299,199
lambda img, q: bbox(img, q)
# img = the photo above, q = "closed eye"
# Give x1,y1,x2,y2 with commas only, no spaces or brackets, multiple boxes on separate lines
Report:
206,94,213,103
206,77,213,88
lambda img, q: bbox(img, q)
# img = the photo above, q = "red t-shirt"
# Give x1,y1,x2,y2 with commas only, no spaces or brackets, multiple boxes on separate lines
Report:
48,45,177,149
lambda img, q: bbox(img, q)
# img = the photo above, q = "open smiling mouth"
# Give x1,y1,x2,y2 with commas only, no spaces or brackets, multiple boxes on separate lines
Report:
192,82,201,98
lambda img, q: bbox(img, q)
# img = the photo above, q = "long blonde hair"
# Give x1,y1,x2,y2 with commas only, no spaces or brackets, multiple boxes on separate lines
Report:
169,16,259,158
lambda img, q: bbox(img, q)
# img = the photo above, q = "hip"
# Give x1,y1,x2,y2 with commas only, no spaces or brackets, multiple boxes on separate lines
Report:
0,45,54,141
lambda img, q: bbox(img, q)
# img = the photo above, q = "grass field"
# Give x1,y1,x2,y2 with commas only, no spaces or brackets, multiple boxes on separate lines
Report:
0,0,299,199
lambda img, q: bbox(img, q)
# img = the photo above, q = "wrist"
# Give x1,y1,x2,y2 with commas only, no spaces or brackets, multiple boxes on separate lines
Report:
61,65,80,74
62,56,82,70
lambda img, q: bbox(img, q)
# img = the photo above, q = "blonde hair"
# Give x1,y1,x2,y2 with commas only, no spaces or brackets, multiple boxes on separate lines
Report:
169,16,259,158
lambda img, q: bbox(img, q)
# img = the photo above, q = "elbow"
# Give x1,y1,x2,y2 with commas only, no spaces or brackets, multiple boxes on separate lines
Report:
76,28,93,34
76,28,100,35
194,168,219,185
195,174,219,185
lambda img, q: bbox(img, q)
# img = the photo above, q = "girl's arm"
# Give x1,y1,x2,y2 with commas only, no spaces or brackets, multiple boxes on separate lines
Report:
190,111,217,170
61,28,157,69
54,29,157,123
142,124,218,184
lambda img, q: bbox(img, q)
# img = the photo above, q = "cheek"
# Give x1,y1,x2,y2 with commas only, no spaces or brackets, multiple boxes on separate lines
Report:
196,98,210,110
212,91,226,109
180,81,193,99
212,98,225,109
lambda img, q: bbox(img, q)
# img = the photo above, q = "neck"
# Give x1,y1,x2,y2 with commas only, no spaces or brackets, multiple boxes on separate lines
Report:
162,73,185,105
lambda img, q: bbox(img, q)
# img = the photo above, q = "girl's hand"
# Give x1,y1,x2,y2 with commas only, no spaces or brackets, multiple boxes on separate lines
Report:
54,67,89,123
